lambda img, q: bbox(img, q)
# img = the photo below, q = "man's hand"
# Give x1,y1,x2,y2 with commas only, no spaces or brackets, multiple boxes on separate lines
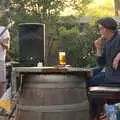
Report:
113,53,120,70
94,38,102,56
94,38,102,49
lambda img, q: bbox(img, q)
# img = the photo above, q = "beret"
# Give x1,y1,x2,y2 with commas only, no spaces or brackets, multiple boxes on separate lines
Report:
97,17,117,30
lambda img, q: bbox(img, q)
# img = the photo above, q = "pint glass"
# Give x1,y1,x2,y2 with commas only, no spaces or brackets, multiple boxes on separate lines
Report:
59,52,66,65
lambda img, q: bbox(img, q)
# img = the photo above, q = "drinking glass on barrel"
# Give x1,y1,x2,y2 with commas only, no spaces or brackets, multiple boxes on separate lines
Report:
59,52,66,65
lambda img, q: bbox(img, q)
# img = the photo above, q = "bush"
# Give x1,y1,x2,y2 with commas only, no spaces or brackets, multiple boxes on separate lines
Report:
58,23,99,67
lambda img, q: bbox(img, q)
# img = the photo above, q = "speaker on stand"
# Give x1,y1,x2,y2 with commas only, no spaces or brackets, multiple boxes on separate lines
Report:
19,23,45,66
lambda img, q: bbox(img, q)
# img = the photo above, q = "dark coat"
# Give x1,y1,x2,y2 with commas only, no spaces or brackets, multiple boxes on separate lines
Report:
97,31,120,83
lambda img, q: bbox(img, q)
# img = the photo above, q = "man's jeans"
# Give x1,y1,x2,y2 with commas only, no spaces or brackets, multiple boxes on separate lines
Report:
85,67,105,119
85,67,105,88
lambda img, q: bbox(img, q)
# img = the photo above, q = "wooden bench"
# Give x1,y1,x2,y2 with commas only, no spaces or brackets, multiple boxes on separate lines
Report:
87,85,120,120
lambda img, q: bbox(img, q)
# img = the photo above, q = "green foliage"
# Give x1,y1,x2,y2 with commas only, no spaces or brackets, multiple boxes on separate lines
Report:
114,0,120,15
65,0,95,16
10,0,66,16
7,0,68,63
86,0,114,17
0,0,105,67
58,23,99,67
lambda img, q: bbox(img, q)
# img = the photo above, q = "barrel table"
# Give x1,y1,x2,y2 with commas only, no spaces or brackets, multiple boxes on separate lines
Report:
12,67,91,120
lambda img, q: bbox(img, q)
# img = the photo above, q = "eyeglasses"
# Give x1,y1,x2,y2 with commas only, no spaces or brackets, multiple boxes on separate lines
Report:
98,24,104,29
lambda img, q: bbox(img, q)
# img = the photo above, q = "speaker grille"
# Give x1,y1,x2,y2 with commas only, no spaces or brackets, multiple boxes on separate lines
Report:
19,23,45,66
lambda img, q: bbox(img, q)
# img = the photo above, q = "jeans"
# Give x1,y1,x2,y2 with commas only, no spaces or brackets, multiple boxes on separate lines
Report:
85,67,105,88
85,67,105,119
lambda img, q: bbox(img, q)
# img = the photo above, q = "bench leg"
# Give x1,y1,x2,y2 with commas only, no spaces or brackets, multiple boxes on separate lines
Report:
88,97,105,120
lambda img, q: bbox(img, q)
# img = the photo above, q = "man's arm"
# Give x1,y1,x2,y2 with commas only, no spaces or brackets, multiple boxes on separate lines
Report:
112,36,120,70
113,53,120,70
95,38,106,66
0,37,10,50
95,38,102,56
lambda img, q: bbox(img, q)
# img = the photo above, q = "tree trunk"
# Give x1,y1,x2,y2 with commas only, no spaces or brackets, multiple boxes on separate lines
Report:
114,0,120,16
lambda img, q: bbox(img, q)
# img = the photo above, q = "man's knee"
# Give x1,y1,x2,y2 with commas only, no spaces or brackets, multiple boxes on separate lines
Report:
87,72,105,87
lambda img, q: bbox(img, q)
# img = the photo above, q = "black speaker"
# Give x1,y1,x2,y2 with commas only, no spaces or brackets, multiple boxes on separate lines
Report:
19,23,45,66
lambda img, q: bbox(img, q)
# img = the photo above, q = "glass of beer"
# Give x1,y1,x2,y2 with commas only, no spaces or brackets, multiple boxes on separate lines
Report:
59,52,66,65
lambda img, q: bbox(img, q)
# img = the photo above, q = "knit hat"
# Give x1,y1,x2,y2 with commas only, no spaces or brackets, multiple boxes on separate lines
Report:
97,17,117,30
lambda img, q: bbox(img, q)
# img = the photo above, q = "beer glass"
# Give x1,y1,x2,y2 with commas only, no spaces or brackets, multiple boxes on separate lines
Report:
59,52,66,65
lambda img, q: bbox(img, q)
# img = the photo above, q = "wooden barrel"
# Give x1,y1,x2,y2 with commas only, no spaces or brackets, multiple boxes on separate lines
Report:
14,67,90,120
